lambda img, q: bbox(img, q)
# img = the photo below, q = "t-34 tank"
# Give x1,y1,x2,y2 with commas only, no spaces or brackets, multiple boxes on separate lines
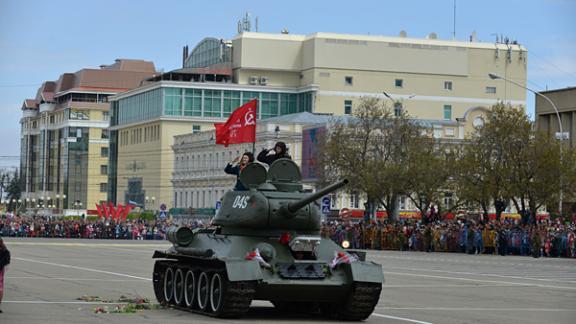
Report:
152,159,383,320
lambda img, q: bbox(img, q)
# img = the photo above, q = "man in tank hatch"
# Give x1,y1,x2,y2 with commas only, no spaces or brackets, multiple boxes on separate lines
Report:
224,151,254,191
257,141,292,165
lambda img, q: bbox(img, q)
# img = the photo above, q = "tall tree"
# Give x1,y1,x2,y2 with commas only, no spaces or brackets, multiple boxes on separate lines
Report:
6,170,22,212
319,97,425,221
508,131,561,222
404,138,452,223
457,103,525,220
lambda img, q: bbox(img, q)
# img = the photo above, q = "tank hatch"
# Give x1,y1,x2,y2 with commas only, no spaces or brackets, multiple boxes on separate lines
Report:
239,162,267,189
267,158,302,192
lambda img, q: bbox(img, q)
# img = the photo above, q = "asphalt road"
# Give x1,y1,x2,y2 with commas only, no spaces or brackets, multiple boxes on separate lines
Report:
1,238,575,324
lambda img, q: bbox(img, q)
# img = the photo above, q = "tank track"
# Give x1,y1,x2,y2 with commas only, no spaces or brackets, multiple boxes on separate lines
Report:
153,260,256,318
321,282,382,321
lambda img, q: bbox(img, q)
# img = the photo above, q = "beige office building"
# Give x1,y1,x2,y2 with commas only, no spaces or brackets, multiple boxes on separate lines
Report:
109,31,527,210
535,87,575,148
19,59,156,215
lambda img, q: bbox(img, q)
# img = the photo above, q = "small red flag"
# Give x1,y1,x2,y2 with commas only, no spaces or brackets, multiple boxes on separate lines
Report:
95,203,103,219
214,99,257,147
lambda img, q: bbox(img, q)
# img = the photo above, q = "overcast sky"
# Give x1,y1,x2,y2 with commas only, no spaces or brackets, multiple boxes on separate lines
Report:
1,0,575,168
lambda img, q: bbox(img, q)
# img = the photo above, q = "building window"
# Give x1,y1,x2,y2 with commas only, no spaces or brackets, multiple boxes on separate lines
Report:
330,194,337,208
103,111,110,121
349,192,359,209
99,183,107,192
394,102,403,117
49,115,55,124
399,195,407,210
344,100,352,115
345,76,353,86
395,79,403,88
433,128,442,138
101,147,108,157
443,105,452,120
486,86,496,94
444,81,452,90
100,165,108,175
101,130,109,139
192,125,201,133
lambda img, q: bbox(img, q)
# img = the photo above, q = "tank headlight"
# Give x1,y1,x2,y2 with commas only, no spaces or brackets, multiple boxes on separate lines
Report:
341,240,350,249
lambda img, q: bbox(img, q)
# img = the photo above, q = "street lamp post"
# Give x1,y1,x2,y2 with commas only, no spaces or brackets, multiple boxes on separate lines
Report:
488,73,566,216
73,200,83,217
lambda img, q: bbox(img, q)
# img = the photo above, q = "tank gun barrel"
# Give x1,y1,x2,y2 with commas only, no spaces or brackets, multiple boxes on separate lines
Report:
287,179,348,214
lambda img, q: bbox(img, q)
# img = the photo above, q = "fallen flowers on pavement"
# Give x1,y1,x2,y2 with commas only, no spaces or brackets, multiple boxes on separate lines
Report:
75,295,160,314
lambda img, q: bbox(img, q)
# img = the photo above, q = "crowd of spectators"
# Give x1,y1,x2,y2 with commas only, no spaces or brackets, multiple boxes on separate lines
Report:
322,218,576,258
1,214,575,258
0,215,180,240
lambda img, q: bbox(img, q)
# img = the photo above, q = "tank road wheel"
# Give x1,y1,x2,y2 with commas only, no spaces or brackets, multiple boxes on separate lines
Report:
163,267,175,304
184,270,196,308
209,272,224,313
321,282,382,321
197,271,210,311
173,268,185,305
153,261,167,305
208,272,257,318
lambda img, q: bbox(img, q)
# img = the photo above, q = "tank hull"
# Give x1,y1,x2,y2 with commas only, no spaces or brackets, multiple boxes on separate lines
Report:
152,232,383,320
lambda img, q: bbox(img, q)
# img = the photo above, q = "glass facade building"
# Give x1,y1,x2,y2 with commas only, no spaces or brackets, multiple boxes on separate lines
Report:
184,38,231,68
113,87,314,126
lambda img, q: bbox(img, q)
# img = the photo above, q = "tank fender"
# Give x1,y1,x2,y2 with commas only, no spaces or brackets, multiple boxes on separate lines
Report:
225,260,264,282
348,261,385,284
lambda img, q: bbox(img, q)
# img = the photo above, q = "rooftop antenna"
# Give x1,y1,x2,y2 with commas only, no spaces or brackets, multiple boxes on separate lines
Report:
237,12,252,33
453,0,456,40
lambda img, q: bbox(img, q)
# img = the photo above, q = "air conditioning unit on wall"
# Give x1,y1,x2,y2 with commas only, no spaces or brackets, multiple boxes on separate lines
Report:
259,76,269,85
249,76,258,85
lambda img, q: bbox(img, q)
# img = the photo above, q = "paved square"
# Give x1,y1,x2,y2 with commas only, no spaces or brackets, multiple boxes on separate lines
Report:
1,238,575,323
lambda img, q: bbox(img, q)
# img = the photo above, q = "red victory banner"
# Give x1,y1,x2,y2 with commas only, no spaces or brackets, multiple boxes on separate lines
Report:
214,99,257,147
95,203,104,219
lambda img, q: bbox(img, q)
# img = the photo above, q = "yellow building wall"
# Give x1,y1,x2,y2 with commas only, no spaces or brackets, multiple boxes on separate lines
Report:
116,120,216,210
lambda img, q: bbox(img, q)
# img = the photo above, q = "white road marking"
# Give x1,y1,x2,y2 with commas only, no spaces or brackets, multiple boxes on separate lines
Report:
372,313,434,324
14,257,151,281
385,271,576,290
383,283,531,288
7,276,144,282
385,265,576,284
377,307,576,312
3,300,139,305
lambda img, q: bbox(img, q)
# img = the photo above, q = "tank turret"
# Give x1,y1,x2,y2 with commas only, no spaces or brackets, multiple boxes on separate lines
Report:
213,159,347,235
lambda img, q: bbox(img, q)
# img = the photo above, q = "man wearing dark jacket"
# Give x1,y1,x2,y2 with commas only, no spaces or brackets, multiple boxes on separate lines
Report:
257,141,291,165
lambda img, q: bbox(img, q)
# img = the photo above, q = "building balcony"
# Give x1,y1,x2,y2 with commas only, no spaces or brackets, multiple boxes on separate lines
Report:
22,109,38,118
56,99,110,110
39,103,56,113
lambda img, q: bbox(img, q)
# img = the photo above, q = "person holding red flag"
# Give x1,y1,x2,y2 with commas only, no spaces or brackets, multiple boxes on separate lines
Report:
214,99,257,147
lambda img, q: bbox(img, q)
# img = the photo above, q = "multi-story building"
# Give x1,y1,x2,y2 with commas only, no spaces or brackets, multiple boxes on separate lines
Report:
171,112,470,217
109,31,527,210
535,87,575,148
20,59,156,215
